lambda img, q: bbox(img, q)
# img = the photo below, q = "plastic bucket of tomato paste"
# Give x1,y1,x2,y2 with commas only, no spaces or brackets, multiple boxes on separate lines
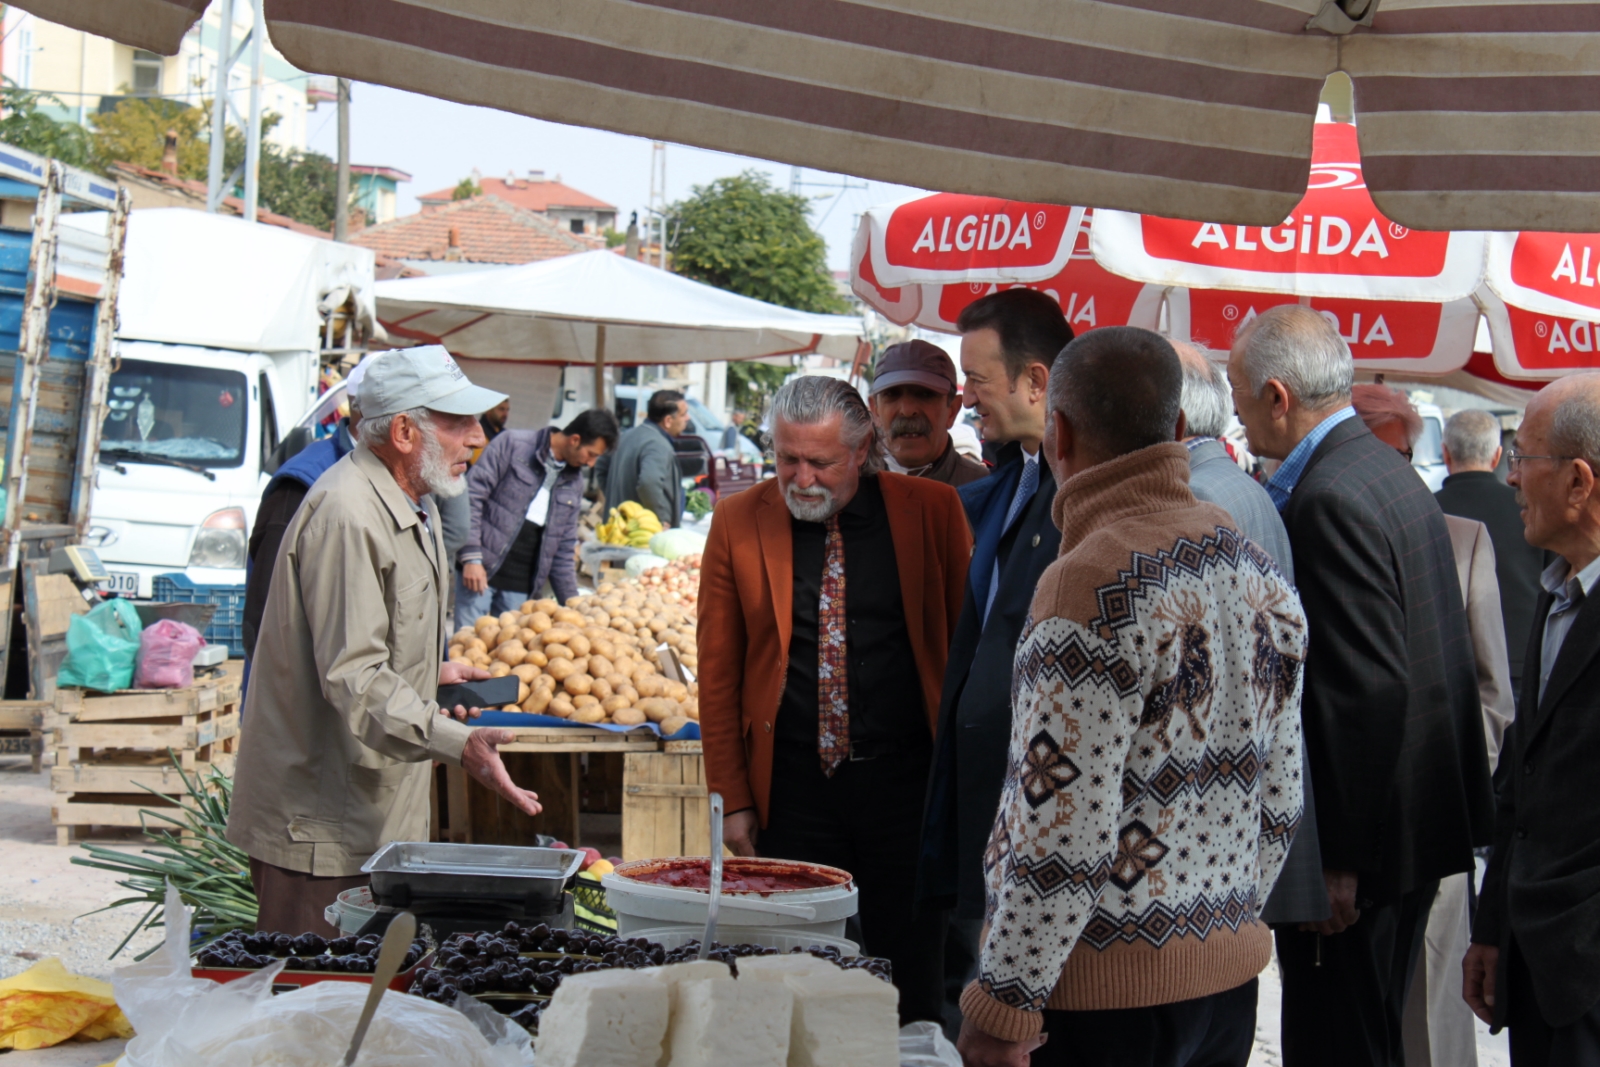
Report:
602,857,859,940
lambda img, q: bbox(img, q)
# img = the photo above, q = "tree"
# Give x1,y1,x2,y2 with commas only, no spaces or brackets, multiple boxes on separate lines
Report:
0,82,92,168
90,96,209,176
452,176,481,200
726,362,789,414
668,170,848,315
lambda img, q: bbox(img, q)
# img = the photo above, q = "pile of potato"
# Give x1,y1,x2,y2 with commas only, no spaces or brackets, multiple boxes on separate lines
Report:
447,584,699,734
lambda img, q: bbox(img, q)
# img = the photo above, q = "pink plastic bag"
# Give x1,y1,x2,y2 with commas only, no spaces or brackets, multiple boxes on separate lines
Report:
134,619,204,689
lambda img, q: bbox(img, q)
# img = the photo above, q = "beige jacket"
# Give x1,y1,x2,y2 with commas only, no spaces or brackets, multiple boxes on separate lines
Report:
227,446,471,876
1444,514,1516,770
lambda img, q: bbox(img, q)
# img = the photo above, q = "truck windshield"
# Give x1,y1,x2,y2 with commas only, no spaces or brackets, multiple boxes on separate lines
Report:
101,358,248,468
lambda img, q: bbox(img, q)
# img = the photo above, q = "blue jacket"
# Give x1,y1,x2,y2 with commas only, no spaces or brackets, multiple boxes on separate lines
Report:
265,420,355,497
919,443,1062,917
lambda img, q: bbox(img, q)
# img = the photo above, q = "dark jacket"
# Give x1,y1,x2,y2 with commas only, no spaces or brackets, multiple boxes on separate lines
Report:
461,428,586,604
605,421,684,528
243,421,355,658
1436,470,1549,684
1188,438,1329,925
919,444,1060,918
1283,417,1493,898
1475,585,1600,1027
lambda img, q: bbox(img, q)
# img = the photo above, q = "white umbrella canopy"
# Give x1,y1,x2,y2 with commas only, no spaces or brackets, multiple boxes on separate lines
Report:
375,250,862,366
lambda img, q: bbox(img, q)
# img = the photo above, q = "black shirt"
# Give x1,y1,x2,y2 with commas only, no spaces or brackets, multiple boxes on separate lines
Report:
774,476,927,755
490,521,545,595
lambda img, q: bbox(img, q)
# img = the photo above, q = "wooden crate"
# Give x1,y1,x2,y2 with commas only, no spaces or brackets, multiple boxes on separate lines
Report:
51,674,240,845
0,700,50,772
622,741,710,861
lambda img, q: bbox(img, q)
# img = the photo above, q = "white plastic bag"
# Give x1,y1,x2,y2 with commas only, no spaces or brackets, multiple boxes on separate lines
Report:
114,882,532,1067
899,1020,963,1067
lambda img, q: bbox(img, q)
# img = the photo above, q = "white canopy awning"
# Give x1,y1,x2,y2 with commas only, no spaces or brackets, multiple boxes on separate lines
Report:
375,250,863,366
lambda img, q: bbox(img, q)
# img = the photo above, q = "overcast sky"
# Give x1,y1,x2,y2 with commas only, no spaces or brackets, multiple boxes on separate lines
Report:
305,83,928,272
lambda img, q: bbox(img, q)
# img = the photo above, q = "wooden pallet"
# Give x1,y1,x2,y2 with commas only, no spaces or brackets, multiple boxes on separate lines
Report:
494,725,662,754
51,675,240,845
0,700,50,772
621,741,709,861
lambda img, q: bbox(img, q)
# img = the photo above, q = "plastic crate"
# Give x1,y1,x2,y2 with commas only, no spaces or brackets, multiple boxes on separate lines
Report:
151,573,245,658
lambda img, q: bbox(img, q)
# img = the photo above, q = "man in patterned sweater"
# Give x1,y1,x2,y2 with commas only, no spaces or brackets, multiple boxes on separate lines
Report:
958,327,1309,1067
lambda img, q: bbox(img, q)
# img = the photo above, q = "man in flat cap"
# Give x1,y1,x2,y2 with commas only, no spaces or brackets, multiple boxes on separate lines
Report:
870,340,989,488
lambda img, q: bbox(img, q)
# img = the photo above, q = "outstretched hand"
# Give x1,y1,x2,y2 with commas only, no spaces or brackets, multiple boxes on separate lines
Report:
462,728,541,816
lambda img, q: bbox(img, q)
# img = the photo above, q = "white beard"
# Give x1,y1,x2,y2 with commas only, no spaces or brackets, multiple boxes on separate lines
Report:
418,422,468,499
783,483,838,522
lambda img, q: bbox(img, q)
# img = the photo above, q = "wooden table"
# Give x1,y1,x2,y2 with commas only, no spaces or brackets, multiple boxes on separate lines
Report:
435,726,661,849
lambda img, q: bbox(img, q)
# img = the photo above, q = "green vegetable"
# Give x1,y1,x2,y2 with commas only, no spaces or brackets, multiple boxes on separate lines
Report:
685,490,712,520
71,751,257,960
648,528,708,559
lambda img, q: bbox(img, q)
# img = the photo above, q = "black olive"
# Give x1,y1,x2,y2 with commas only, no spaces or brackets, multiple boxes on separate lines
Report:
484,939,509,959
457,974,478,994
550,928,570,944
270,934,293,956
503,921,522,937
458,939,481,957
532,973,557,994
283,956,307,970
537,938,560,953
558,956,577,974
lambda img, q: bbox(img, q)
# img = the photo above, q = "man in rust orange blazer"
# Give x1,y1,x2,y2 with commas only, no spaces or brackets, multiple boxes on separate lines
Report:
697,374,972,1023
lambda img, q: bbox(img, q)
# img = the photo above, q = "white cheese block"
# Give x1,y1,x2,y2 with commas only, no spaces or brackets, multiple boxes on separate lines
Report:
639,959,732,1065
534,968,669,1067
665,975,793,1067
782,969,900,1067
735,954,837,980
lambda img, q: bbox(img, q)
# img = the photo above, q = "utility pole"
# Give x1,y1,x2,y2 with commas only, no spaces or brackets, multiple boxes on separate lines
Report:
334,79,350,241
647,141,667,268
204,0,235,212
241,0,263,222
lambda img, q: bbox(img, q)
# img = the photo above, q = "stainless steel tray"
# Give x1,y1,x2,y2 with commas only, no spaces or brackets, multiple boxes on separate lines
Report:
361,842,583,908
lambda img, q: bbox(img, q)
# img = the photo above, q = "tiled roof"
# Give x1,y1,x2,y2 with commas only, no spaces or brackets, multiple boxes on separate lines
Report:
110,161,329,238
416,175,615,213
347,195,592,265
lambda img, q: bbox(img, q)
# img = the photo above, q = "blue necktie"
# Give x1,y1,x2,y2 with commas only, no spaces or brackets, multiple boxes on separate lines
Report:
984,457,1039,625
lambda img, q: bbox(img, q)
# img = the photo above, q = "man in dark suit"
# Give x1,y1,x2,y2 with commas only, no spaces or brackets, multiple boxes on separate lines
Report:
1465,373,1600,1067
1227,305,1493,1067
917,288,1073,1035
1437,408,1549,692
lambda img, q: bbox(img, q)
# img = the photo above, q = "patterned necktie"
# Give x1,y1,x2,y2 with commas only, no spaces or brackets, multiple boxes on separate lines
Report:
983,456,1040,625
817,515,850,775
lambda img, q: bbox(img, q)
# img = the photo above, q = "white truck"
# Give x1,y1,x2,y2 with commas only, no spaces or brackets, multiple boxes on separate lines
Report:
68,209,374,649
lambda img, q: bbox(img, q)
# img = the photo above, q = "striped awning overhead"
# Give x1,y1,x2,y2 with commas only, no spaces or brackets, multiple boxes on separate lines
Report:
21,0,1600,231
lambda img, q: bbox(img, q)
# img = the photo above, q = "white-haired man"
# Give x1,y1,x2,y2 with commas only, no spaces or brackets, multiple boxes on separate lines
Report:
697,375,971,1024
1438,408,1549,697
229,346,542,936
1465,373,1600,1066
1227,306,1493,1067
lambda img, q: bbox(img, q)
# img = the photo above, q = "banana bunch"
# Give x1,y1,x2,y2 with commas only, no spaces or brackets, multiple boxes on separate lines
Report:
598,501,663,547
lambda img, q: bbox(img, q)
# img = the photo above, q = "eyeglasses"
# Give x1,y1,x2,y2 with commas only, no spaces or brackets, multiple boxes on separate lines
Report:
1506,447,1574,471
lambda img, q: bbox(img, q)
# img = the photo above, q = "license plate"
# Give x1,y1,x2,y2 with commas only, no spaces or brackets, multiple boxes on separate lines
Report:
102,570,140,596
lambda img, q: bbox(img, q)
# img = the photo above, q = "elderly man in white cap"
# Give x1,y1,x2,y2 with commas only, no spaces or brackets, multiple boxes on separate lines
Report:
229,346,542,936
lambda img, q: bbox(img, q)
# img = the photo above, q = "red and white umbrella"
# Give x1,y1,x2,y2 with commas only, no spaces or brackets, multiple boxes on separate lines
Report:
851,196,1164,335
1091,124,1488,304
1167,289,1481,375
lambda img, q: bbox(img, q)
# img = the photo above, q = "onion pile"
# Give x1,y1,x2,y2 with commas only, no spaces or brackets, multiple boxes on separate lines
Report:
448,591,698,732
632,553,701,608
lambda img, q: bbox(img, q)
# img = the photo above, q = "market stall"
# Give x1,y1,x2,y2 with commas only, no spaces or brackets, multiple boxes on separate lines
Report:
435,532,711,865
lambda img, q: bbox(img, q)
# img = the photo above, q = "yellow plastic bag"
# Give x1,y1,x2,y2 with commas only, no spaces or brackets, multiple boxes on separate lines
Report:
0,957,134,1050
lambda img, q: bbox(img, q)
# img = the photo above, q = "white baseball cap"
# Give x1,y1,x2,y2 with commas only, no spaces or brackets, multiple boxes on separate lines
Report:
358,345,507,419
344,352,380,400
